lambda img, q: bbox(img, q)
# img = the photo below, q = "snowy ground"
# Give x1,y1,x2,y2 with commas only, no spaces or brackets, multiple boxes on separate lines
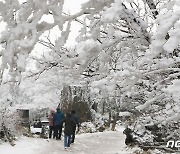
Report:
0,127,135,154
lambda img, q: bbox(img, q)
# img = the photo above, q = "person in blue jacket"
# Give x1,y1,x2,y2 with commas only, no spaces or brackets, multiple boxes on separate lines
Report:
53,107,64,140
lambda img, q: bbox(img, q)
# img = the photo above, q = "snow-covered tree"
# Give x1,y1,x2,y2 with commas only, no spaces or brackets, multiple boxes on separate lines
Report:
0,0,180,148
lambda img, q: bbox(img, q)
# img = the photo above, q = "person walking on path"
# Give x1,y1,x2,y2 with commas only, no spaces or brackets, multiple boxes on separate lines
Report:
71,110,80,144
48,110,55,139
53,107,64,140
62,113,76,149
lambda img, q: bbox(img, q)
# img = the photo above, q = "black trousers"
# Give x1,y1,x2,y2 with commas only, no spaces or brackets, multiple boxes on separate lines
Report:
49,126,55,139
71,126,76,143
54,124,63,139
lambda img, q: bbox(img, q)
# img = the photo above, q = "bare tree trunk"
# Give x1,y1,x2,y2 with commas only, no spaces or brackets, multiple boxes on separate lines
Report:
111,112,119,131
107,110,111,127
102,100,106,114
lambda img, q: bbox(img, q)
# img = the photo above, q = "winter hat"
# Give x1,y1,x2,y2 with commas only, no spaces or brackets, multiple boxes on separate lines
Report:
56,107,60,111
71,110,75,114
50,110,55,114
56,103,61,110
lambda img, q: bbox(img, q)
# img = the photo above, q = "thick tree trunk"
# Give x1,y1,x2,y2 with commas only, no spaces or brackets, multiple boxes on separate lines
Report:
2,124,15,146
60,86,92,122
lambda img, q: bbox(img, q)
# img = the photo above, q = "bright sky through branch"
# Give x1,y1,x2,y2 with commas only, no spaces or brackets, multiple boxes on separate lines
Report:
64,0,88,47
64,0,88,14
16,0,88,47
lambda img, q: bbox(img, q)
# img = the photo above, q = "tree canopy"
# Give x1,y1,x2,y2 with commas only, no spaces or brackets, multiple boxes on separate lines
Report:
0,0,180,145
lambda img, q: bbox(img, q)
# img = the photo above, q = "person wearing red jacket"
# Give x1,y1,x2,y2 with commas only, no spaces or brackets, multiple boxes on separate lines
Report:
48,110,55,139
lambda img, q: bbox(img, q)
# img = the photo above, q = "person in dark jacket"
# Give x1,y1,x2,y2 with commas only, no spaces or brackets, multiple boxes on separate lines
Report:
33,120,38,128
53,108,64,140
71,110,80,144
62,113,76,149
36,119,42,128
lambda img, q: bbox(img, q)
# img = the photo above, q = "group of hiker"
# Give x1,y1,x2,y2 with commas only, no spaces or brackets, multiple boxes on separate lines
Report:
48,107,80,149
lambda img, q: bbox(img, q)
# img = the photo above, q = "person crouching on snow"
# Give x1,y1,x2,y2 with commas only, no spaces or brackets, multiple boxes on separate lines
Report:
62,113,76,149
123,126,135,146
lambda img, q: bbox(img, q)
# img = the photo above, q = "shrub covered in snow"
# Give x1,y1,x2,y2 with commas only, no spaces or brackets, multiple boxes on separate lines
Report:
78,110,110,133
79,122,96,133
